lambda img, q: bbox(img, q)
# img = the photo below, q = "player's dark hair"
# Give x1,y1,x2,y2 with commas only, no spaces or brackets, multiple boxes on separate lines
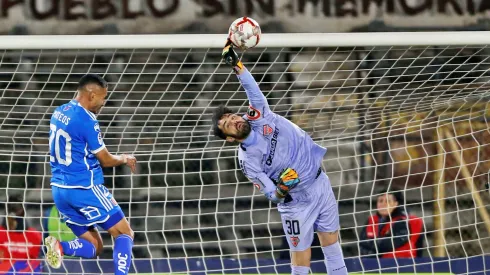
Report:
78,74,108,90
212,105,234,139
378,187,404,206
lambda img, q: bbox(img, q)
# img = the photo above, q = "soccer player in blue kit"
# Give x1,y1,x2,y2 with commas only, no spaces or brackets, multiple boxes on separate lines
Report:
45,74,137,275
213,42,348,275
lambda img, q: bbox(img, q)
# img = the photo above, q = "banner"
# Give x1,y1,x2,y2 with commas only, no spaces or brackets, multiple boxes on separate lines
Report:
0,0,489,34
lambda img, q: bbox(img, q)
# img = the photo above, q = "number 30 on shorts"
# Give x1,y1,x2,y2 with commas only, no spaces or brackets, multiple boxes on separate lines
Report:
285,220,300,235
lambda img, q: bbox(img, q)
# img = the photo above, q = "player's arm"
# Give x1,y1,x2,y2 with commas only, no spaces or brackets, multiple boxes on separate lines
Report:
358,216,377,253
83,120,137,173
95,148,136,173
240,158,294,203
251,172,288,204
222,41,271,116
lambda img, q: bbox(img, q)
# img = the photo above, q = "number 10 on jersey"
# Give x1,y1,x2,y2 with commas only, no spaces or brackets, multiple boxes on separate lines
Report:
49,124,72,166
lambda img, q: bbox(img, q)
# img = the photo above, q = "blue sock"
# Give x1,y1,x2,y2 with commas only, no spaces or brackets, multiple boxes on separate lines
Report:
114,234,133,275
60,238,96,258
291,265,309,275
322,242,348,275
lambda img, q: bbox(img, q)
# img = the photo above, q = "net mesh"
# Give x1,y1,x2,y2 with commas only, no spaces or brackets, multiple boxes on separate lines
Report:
0,43,489,274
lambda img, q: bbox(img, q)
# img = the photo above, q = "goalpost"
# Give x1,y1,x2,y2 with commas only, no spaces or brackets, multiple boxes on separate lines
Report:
0,32,489,274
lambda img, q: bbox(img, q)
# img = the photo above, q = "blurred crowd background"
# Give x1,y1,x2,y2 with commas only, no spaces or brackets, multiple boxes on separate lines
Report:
0,0,489,271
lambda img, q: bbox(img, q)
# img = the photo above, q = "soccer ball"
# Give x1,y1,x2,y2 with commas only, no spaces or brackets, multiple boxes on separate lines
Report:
228,17,261,50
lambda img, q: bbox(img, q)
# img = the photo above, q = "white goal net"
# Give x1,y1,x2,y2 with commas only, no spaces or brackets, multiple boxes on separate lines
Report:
1,33,489,274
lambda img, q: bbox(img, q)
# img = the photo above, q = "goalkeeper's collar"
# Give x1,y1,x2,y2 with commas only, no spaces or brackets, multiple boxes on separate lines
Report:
241,129,257,148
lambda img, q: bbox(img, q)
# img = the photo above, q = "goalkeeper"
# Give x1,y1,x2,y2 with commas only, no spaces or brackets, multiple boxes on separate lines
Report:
212,41,347,275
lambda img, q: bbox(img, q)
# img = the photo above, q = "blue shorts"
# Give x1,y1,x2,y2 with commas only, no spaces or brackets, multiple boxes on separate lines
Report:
52,185,125,236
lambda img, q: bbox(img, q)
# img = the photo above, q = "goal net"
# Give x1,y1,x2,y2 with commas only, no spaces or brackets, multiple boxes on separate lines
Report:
1,33,489,274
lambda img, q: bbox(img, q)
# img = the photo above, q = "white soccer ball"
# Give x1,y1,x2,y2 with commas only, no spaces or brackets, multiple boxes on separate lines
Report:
228,17,261,50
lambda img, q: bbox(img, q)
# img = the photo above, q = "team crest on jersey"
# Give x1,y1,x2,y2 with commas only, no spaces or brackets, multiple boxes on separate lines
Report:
63,105,72,111
290,236,300,247
263,125,273,136
94,123,100,132
98,132,103,145
246,105,261,120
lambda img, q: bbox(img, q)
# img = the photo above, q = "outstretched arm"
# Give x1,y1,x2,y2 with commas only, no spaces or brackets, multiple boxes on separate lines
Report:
223,42,271,118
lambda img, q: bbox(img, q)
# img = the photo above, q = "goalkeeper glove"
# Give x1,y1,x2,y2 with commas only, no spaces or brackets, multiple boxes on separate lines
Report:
222,40,243,72
275,168,300,198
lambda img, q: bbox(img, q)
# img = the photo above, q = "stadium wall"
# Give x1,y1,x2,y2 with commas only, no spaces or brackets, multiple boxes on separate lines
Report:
26,256,488,275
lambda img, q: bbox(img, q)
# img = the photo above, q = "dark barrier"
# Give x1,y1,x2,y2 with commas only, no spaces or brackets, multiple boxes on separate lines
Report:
41,256,489,275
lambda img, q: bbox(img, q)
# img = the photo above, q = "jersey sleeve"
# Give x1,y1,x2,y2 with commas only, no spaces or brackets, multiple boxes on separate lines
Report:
26,229,42,259
359,216,377,255
82,119,105,154
239,155,276,196
237,68,271,120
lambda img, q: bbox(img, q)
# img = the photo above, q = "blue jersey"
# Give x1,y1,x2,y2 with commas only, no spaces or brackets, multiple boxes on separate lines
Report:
237,69,327,197
49,100,106,188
